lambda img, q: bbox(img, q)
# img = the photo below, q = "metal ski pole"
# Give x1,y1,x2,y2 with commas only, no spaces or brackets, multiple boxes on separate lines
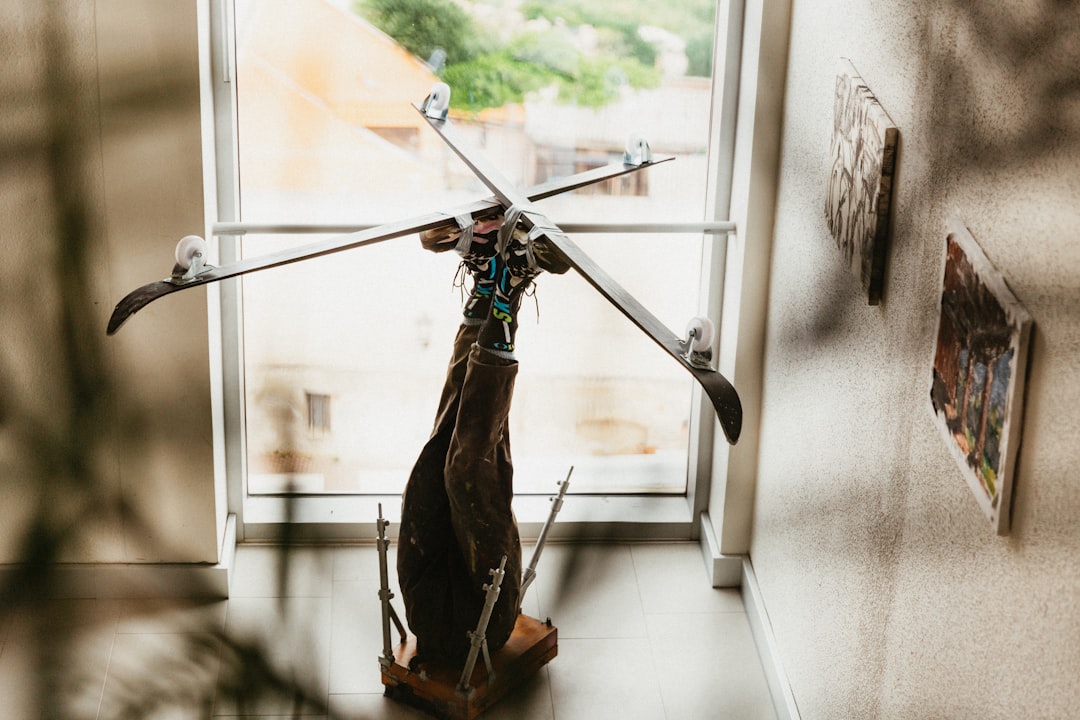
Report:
519,467,572,610
457,555,507,695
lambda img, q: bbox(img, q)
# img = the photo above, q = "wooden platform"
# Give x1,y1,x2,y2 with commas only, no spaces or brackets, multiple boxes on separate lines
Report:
381,614,558,720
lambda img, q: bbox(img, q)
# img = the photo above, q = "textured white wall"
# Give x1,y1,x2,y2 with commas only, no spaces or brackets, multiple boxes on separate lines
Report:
0,1,219,564
752,1,1080,718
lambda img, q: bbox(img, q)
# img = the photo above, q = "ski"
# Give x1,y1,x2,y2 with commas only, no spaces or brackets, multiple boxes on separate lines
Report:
414,95,742,444
106,157,671,335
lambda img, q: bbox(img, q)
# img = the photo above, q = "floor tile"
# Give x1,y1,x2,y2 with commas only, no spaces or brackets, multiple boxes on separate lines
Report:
229,545,334,599
631,543,745,615
535,544,647,640
330,691,427,718
478,665,555,720
517,583,542,620
98,632,219,719
547,638,666,720
332,545,389,584
215,596,331,716
0,599,119,719
332,666,554,719
0,639,54,718
114,598,228,635
0,544,777,720
328,580,391,695
647,612,775,720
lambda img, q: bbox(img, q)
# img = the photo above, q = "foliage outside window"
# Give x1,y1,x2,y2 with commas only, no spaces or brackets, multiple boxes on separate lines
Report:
355,0,713,112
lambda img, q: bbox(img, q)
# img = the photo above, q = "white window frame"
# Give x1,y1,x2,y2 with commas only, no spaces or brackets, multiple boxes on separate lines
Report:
203,0,771,555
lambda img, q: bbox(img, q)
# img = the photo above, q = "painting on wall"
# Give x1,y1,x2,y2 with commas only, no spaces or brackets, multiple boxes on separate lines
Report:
930,219,1032,535
825,59,898,305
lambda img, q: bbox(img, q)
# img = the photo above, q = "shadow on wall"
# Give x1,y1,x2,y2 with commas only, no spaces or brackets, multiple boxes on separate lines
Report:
785,1,1079,351
0,5,364,718
922,1,1080,173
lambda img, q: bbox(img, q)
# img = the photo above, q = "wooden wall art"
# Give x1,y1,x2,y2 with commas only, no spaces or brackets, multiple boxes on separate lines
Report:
930,219,1032,535
825,59,898,305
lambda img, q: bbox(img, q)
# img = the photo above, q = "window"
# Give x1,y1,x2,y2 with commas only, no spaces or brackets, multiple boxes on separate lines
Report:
210,0,746,533
306,392,331,434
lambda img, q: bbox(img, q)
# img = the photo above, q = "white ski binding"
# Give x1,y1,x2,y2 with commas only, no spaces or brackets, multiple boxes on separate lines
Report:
682,316,714,369
422,82,451,120
171,235,212,282
623,132,652,166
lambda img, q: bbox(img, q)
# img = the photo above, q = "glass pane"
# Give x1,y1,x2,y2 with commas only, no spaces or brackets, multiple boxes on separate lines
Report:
235,0,716,495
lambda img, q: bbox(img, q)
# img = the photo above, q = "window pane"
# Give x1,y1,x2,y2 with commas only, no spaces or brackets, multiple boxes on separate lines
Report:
236,0,716,495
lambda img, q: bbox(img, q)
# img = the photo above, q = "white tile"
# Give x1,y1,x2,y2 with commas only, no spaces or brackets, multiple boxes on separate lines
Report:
98,632,219,719
328,579,393,695
479,665,555,720
647,612,775,720
547,638,665,720
0,640,46,719
331,667,554,719
332,545,388,583
631,543,745,615
229,545,334,598
518,584,542,620
330,691,428,718
0,600,119,719
115,598,228,635
79,543,772,720
535,544,647,639
215,596,331,716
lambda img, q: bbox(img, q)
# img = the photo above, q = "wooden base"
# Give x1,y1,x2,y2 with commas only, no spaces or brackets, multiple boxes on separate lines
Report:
381,614,558,720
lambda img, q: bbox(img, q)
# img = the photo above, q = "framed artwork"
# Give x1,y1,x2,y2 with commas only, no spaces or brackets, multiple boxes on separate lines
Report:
825,59,898,305
930,219,1032,535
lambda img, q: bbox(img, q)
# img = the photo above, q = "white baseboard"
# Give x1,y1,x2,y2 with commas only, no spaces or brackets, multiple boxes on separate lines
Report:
0,514,237,600
742,557,801,720
697,511,744,587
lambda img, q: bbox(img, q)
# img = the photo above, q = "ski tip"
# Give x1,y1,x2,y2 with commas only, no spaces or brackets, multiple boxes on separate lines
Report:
105,280,175,336
106,309,135,336
722,411,742,445
707,382,743,445
105,314,124,336
106,296,139,336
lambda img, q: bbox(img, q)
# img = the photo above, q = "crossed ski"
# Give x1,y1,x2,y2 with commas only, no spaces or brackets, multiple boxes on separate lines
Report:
106,86,741,443
414,93,742,443
106,157,672,335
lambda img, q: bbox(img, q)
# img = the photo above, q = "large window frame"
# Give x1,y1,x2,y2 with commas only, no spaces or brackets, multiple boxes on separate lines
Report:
204,0,750,544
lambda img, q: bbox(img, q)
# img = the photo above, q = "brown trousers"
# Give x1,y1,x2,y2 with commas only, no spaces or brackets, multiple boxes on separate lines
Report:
396,324,523,664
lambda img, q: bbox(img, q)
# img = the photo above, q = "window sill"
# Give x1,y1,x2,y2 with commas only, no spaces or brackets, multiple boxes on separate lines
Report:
241,493,695,542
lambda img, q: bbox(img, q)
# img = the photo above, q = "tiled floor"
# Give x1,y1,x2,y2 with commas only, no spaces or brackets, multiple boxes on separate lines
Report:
0,542,775,719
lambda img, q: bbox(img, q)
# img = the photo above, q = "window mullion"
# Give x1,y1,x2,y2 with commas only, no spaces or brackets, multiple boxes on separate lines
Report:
687,0,745,537
208,0,247,537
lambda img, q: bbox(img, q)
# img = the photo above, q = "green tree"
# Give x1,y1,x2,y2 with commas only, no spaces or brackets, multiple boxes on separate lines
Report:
560,56,658,107
685,31,713,77
357,0,667,112
441,51,556,111
357,0,479,66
